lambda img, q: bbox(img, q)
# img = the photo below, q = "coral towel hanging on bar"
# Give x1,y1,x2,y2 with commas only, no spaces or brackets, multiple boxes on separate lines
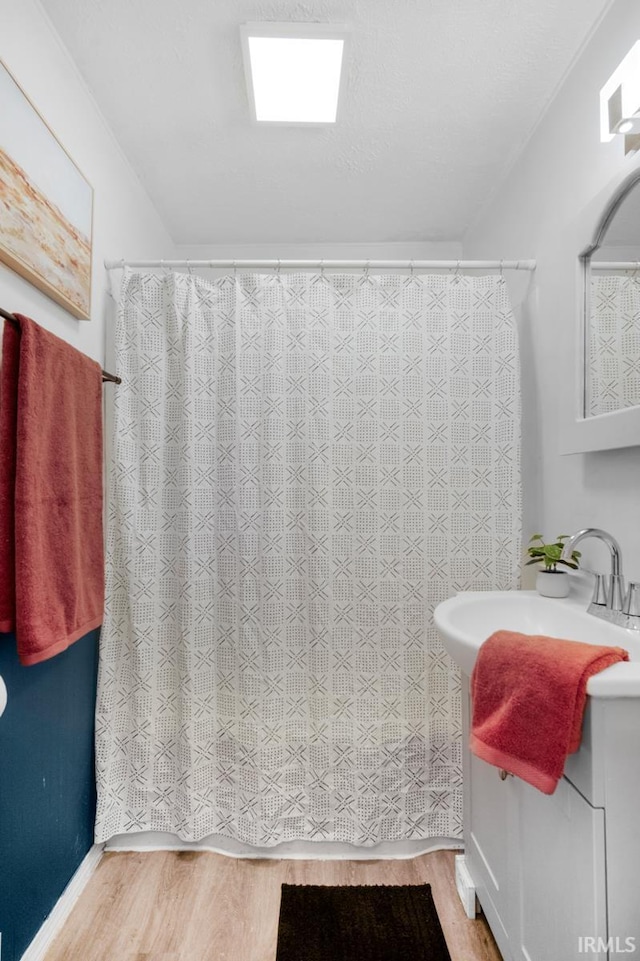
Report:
0,313,104,664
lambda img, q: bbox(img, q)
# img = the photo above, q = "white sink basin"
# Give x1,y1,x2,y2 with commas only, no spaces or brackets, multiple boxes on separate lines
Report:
434,589,640,697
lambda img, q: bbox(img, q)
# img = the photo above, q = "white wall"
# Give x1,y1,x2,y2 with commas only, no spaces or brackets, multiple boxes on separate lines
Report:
175,241,463,266
176,243,462,257
464,0,640,580
0,8,175,959
0,0,174,367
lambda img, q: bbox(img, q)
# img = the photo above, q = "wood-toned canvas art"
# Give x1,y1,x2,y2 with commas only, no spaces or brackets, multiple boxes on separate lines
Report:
0,60,93,319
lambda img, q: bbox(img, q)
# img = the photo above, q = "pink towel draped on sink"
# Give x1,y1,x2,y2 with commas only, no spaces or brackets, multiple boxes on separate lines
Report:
469,630,629,794
0,313,105,664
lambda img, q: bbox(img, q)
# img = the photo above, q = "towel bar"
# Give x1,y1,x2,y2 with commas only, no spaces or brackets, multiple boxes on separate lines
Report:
0,308,121,384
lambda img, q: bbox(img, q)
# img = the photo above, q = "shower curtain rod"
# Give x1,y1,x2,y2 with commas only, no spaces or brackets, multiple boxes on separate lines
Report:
590,261,640,270
0,308,121,384
104,258,536,272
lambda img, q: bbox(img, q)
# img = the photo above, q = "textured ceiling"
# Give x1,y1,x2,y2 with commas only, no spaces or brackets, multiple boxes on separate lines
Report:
41,0,612,245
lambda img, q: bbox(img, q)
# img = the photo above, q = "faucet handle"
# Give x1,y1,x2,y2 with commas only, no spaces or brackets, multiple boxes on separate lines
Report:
590,572,609,607
623,582,640,617
608,574,626,612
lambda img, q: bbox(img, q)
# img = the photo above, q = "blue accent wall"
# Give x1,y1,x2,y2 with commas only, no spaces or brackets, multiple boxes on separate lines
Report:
0,629,99,961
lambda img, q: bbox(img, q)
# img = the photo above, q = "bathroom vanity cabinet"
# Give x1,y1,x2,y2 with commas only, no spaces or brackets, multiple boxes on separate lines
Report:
461,677,640,961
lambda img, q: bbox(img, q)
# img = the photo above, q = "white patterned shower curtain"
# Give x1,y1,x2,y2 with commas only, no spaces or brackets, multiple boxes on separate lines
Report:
95,269,521,845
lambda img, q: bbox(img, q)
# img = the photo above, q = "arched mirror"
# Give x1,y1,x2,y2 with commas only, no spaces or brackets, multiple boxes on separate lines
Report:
582,170,640,418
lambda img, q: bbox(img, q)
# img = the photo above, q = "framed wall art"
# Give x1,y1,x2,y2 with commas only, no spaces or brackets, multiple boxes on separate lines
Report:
0,59,93,319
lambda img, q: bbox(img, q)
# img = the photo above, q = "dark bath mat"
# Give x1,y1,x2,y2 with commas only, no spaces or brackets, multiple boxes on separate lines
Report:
275,883,452,961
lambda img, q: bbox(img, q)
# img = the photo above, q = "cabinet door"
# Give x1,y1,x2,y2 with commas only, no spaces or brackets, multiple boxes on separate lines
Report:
513,777,607,961
466,751,514,959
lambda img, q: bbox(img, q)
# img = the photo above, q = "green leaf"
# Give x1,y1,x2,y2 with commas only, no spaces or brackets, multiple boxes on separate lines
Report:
525,533,580,570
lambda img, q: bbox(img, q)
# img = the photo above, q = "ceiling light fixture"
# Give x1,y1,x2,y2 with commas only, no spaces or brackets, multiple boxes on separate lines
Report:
240,22,348,124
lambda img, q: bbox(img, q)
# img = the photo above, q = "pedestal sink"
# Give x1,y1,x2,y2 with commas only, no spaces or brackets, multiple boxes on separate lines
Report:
434,587,640,696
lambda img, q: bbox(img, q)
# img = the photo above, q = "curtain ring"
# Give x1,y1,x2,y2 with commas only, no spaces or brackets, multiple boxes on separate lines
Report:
320,259,325,279
454,260,461,283
276,258,281,278
625,262,640,285
499,259,504,279
409,260,414,276
233,259,237,278
187,259,193,276
365,260,370,280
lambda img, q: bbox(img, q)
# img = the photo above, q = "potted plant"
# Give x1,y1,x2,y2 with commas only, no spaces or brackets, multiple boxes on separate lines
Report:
526,533,581,598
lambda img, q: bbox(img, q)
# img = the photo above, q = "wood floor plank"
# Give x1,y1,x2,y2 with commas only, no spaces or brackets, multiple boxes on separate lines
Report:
44,849,502,961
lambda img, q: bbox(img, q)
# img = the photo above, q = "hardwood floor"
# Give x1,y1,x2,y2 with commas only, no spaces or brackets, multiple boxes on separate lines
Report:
44,849,502,961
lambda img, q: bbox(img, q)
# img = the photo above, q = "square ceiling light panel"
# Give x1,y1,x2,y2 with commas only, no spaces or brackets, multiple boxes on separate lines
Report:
240,23,348,124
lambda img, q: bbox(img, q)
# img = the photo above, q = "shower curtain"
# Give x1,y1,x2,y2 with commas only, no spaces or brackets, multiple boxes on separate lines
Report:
588,273,640,416
95,269,521,846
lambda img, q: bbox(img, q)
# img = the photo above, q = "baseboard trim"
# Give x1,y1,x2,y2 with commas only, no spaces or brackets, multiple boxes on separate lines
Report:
454,854,478,919
21,843,104,961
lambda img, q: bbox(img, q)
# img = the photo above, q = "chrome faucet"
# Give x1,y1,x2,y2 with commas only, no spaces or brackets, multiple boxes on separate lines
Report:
560,528,640,630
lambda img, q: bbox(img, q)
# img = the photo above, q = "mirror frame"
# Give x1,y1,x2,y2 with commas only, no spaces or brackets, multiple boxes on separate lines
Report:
561,162,640,454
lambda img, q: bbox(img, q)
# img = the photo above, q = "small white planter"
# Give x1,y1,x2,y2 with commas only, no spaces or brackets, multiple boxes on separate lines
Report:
536,569,570,598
